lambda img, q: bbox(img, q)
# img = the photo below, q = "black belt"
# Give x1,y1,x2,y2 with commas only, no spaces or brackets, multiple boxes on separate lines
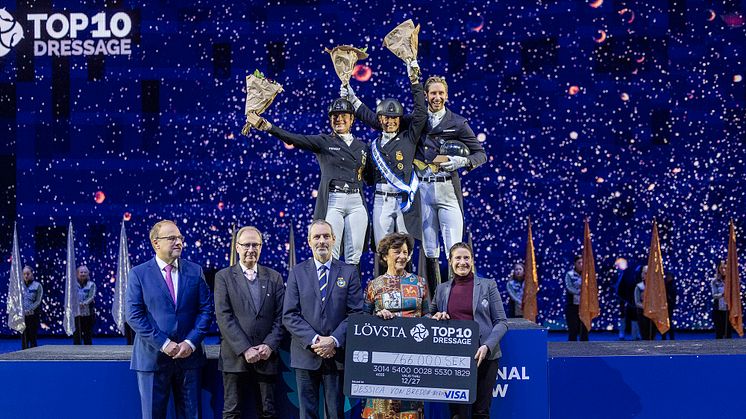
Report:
375,191,403,198
421,175,452,183
330,187,360,194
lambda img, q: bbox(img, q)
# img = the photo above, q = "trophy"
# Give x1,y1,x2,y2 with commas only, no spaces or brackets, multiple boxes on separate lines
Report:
383,19,421,81
241,69,283,136
325,45,369,87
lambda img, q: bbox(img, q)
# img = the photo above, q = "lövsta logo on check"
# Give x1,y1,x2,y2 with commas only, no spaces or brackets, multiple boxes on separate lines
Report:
410,323,429,342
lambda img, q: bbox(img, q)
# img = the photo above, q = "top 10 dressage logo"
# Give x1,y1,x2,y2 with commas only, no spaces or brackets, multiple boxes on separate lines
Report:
0,8,23,57
0,8,135,57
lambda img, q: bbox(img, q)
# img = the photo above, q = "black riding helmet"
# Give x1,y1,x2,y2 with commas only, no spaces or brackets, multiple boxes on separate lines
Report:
439,140,470,157
375,98,404,117
328,98,355,116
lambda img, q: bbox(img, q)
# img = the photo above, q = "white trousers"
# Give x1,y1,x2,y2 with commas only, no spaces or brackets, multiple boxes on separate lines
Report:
372,184,408,248
419,179,463,258
326,192,368,265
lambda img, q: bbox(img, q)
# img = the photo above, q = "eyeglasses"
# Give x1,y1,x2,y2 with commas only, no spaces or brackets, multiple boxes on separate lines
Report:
237,242,262,249
156,235,184,243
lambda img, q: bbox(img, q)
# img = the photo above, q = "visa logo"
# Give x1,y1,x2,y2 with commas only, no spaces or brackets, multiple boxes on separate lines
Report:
443,390,467,400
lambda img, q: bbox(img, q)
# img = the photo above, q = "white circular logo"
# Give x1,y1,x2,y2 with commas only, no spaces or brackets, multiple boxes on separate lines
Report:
0,8,24,57
410,323,429,342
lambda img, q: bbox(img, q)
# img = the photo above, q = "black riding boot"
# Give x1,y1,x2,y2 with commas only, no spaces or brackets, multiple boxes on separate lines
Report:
425,257,442,295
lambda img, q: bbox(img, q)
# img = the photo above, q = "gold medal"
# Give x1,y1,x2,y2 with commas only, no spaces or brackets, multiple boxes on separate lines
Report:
396,150,404,161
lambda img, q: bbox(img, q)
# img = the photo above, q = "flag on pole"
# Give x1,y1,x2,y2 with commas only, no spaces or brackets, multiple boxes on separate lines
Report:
522,217,539,322
229,223,238,266
643,220,669,335
63,221,79,336
579,219,600,331
6,223,26,333
288,221,297,271
466,229,477,275
112,220,131,335
724,219,744,336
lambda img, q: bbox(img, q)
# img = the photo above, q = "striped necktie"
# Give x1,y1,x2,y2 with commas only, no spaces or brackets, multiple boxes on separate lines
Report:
319,265,329,302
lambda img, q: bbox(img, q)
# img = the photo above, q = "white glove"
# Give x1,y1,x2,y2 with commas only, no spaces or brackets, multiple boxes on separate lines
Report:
339,84,361,109
340,84,356,100
440,155,469,172
407,59,421,83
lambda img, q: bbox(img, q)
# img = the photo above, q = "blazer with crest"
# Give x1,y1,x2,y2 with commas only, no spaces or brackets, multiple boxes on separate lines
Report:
430,276,508,360
354,82,428,239
407,107,487,213
268,125,369,221
282,257,363,370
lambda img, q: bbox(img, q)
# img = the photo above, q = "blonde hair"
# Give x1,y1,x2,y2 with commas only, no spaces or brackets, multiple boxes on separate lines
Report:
425,75,449,94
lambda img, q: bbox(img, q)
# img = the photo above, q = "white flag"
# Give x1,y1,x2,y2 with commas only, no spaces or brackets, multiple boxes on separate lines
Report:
63,221,79,336
6,223,26,333
112,220,131,334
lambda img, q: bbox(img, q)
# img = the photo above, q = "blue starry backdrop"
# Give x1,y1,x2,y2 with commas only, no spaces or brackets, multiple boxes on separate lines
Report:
1,0,745,335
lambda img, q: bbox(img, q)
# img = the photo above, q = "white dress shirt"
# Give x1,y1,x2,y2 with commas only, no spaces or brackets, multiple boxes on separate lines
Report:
311,258,339,348
428,108,446,128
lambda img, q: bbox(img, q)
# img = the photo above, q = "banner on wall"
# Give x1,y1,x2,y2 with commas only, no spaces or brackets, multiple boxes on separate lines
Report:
0,8,136,57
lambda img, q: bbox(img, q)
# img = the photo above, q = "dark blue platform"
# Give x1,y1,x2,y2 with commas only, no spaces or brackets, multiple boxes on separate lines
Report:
1,322,743,418
548,339,746,419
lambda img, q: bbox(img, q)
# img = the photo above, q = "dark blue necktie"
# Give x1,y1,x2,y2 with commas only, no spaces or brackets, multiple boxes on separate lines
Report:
319,265,329,302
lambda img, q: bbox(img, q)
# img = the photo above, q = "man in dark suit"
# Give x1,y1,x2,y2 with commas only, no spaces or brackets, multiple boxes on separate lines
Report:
214,226,285,419
415,75,487,291
282,220,363,419
126,220,213,419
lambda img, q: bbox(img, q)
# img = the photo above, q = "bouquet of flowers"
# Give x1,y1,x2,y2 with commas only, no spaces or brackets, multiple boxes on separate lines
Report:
241,69,283,136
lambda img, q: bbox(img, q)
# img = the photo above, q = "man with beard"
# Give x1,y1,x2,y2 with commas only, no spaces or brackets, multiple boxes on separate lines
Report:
252,100,369,270
282,220,363,419
126,220,213,419
214,226,285,419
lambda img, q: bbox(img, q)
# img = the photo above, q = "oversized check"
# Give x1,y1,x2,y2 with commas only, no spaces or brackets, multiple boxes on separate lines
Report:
344,315,478,404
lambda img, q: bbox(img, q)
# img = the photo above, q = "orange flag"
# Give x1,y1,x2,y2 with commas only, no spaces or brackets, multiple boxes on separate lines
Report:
579,219,600,331
724,220,744,336
522,217,539,322
643,220,670,334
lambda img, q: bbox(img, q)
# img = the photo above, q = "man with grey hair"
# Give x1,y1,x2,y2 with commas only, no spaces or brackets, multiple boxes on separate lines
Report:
283,220,363,419
214,226,285,419
73,265,96,345
126,219,213,419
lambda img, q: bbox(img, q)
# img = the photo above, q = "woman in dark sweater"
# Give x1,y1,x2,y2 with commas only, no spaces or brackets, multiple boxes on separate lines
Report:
431,243,509,419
